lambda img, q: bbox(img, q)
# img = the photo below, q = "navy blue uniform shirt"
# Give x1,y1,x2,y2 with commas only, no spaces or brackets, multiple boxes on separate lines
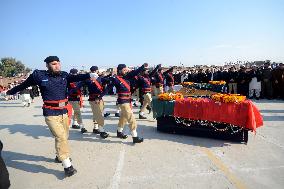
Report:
109,65,145,104
8,70,90,116
85,76,109,100
68,81,83,101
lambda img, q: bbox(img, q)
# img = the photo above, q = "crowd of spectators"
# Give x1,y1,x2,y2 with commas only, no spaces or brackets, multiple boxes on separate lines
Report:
172,60,284,100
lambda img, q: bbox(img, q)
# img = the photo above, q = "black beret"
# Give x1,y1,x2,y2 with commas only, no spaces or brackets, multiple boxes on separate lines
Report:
70,68,78,74
90,66,98,72
44,56,60,63
117,64,126,71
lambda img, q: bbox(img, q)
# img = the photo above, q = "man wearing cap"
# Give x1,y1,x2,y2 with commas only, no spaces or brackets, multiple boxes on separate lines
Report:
248,65,261,99
226,67,238,94
260,61,273,99
153,67,164,95
272,63,284,99
83,66,109,138
6,56,94,177
137,64,161,119
109,63,148,143
237,66,250,96
68,68,85,131
164,67,175,93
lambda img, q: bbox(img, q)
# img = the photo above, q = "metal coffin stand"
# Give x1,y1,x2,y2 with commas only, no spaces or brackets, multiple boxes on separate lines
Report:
157,116,248,143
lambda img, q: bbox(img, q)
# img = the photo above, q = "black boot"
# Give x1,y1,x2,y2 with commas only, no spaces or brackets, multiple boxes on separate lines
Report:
54,156,62,163
55,156,72,163
133,136,144,143
81,128,87,133
93,128,100,134
100,132,109,139
104,113,110,117
139,114,147,119
64,165,77,177
115,113,120,117
117,131,128,139
72,125,80,129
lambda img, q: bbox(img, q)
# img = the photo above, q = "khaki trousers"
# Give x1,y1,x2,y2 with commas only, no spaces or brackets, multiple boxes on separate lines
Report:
69,101,82,124
155,86,164,96
140,93,152,113
45,114,70,161
168,86,174,93
118,103,137,131
151,85,156,96
89,100,104,126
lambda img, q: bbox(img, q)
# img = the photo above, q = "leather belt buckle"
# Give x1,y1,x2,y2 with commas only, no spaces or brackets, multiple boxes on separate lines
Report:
59,102,65,108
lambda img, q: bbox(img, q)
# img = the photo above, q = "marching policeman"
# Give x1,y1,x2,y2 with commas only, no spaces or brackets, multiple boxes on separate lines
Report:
137,64,161,119
68,68,85,130
164,67,175,92
6,56,94,177
109,63,148,143
153,67,164,95
83,66,109,138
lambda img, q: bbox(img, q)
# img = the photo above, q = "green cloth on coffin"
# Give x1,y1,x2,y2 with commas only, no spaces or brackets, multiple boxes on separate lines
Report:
152,97,175,118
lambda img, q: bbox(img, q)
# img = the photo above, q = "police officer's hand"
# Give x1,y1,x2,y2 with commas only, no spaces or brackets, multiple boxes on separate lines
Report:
143,63,148,68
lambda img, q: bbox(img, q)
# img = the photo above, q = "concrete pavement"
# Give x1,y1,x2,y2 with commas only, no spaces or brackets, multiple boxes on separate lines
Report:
0,96,284,189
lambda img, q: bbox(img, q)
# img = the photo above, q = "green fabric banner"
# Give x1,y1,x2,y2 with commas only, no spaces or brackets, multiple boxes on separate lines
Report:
152,97,175,118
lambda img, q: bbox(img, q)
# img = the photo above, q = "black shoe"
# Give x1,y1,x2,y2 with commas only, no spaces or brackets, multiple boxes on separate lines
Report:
55,156,72,163
93,128,100,134
139,114,147,119
146,105,152,114
117,131,128,139
55,156,62,163
100,132,109,139
27,103,31,107
104,113,110,117
81,128,87,133
133,136,144,143
256,97,260,100
64,165,77,177
72,125,80,129
115,113,120,117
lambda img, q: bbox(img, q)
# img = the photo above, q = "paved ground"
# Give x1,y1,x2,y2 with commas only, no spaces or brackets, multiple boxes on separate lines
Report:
0,96,284,189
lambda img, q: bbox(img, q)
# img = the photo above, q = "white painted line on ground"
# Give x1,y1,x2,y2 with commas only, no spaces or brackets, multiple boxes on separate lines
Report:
108,144,126,189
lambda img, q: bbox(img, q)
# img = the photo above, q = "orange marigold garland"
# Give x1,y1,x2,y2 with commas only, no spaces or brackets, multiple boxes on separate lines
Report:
211,93,246,103
182,82,194,87
209,80,226,85
158,92,184,101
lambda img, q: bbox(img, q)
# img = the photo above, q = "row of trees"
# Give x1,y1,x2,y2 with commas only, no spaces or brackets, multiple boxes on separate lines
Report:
0,57,31,77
